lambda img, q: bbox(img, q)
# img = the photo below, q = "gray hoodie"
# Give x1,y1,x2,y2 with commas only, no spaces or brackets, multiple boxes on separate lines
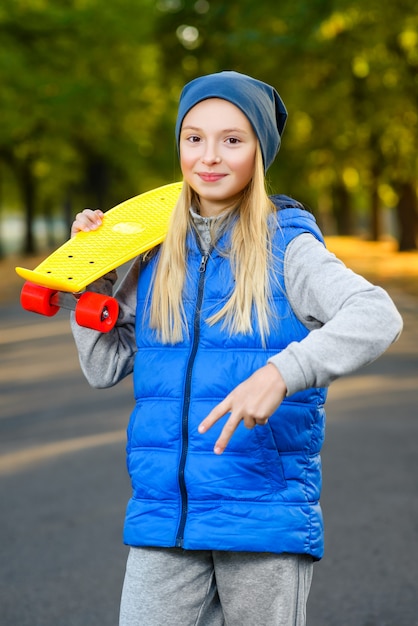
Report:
71,214,402,397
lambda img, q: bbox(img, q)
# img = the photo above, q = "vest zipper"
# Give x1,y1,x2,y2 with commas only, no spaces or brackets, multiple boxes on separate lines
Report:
175,252,209,547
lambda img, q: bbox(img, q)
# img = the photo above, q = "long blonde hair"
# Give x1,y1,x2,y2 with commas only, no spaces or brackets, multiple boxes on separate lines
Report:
149,144,276,344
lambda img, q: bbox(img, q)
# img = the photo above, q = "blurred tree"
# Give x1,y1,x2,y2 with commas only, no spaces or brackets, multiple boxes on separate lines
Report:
153,0,418,247
0,0,165,253
0,0,416,252
311,0,418,247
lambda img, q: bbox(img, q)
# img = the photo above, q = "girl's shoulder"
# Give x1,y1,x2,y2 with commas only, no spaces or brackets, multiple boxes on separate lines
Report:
269,194,307,212
268,195,325,245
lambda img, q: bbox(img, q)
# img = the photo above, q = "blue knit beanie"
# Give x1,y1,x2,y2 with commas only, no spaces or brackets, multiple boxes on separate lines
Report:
175,71,287,171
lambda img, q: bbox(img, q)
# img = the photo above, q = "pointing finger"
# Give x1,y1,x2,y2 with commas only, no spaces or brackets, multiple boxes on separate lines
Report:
198,397,232,434
213,413,242,455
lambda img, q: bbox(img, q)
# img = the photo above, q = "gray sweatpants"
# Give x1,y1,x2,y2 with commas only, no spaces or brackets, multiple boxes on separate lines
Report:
119,547,313,626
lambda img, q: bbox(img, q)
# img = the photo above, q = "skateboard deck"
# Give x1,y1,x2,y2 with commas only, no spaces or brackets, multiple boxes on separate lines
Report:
16,181,183,293
15,182,182,332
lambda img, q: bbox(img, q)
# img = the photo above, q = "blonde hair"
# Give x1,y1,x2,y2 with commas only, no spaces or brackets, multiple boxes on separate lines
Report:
149,144,275,344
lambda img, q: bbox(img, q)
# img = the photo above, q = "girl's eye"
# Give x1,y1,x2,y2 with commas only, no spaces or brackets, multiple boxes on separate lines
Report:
226,137,240,145
188,135,201,143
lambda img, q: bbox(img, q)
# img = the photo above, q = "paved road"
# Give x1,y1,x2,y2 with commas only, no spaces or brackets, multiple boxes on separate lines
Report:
0,289,417,626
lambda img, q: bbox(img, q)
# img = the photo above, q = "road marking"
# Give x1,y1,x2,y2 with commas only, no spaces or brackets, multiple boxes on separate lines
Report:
0,429,126,475
0,319,70,345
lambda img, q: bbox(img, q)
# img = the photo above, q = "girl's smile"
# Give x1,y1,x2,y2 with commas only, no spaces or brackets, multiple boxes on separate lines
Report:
197,173,227,183
179,98,257,217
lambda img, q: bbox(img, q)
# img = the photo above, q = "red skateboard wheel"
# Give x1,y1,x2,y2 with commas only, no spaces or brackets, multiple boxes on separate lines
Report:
75,292,119,332
20,282,60,317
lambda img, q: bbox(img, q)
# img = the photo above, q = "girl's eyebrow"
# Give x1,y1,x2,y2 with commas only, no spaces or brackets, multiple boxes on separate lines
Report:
181,125,250,135
180,125,201,132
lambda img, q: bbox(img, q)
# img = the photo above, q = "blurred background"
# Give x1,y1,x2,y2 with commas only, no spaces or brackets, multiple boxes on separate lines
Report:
1,2,418,625
0,0,417,256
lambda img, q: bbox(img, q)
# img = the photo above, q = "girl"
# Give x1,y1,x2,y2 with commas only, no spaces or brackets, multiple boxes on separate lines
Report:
71,71,402,626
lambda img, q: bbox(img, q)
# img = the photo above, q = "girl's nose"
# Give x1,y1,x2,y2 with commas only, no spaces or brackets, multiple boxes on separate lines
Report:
201,139,221,165
201,153,221,165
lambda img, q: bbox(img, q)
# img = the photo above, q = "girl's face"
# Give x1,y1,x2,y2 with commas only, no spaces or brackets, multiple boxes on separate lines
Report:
179,98,257,217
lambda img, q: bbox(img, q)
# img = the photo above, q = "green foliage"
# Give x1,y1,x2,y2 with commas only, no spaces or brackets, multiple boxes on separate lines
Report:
0,0,417,251
0,0,164,210
153,0,418,241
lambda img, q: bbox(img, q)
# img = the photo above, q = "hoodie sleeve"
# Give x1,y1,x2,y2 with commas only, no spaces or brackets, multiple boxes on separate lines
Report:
268,233,403,396
70,258,140,389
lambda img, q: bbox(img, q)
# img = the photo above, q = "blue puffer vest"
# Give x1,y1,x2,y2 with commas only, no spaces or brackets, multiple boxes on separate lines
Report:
124,197,327,560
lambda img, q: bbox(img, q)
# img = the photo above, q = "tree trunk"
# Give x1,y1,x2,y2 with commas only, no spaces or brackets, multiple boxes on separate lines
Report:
396,181,417,251
85,157,109,209
20,159,37,255
333,182,353,235
368,136,383,241
63,194,73,238
0,174,4,259
370,177,382,241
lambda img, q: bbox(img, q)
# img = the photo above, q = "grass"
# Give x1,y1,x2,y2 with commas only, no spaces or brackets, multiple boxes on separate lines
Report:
1,236,418,306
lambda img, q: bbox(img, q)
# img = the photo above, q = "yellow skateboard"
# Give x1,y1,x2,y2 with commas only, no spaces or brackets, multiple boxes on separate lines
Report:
16,182,183,332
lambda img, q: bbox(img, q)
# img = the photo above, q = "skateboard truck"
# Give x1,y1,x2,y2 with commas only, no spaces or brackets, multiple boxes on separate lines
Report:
20,282,119,333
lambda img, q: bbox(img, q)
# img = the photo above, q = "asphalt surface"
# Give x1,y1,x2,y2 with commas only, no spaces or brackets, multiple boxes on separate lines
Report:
0,287,417,626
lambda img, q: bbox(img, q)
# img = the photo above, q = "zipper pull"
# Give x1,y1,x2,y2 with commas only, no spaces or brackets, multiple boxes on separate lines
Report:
199,254,209,273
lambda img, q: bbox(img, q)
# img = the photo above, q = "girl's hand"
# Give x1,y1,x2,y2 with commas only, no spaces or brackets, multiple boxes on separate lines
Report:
198,363,287,454
71,209,104,238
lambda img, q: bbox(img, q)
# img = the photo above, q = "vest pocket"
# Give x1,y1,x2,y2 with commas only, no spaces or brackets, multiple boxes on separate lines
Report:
254,424,287,492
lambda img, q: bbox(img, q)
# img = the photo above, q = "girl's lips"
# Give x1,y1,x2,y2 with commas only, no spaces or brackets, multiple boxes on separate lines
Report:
198,173,227,183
